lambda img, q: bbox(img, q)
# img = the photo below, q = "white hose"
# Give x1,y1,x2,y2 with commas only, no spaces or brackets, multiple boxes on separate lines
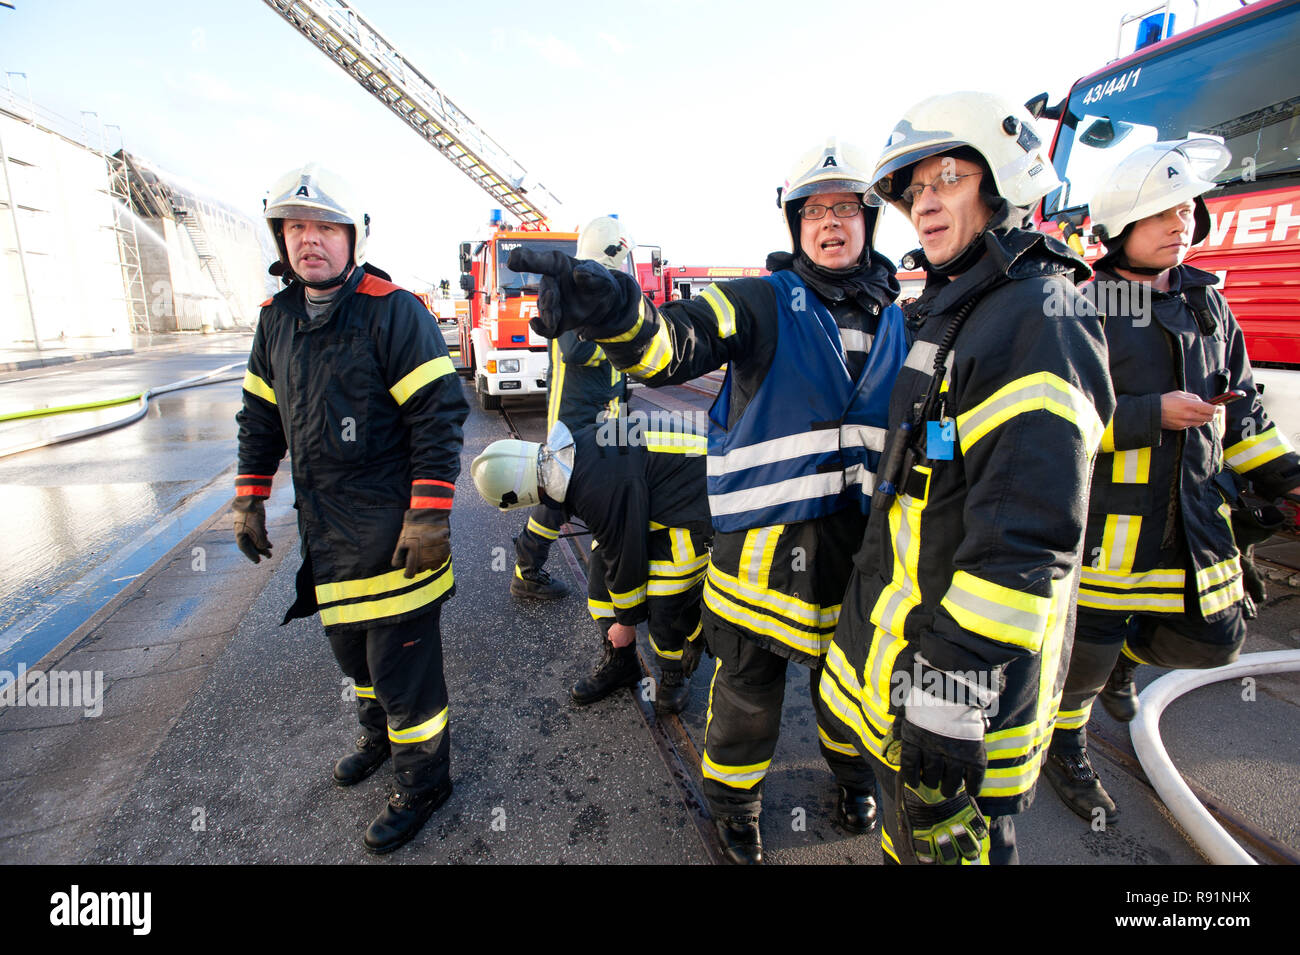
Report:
1130,649,1300,865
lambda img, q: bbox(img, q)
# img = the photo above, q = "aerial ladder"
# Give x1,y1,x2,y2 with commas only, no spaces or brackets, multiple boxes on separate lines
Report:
260,0,561,228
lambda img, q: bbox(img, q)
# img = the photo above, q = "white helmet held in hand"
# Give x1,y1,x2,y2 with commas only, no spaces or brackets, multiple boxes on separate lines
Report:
263,162,370,276
871,91,1060,210
1087,137,1230,246
778,138,882,252
577,216,635,269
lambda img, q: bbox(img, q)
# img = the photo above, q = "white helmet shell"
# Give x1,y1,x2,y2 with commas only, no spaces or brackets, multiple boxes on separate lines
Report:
1086,137,1230,245
577,216,635,269
871,91,1060,209
470,439,542,511
263,162,370,269
778,138,881,252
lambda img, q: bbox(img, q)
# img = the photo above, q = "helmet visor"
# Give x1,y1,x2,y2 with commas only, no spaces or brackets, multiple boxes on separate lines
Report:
265,202,354,225
870,141,965,201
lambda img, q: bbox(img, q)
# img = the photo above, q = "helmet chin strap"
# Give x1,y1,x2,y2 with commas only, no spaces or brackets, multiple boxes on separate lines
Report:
295,262,354,290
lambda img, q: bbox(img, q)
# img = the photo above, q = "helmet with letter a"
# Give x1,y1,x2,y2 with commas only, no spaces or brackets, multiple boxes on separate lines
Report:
777,138,881,255
263,162,370,285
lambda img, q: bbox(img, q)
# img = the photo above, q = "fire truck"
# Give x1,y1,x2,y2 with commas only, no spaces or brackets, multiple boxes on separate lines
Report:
634,250,768,305
1031,0,1300,438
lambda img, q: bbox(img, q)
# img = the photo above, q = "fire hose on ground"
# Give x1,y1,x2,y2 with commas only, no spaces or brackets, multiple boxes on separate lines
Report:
0,362,246,458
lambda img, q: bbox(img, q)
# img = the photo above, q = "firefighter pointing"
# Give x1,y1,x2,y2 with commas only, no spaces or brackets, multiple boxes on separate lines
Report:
507,139,910,864
818,92,1115,865
1043,138,1300,823
234,163,468,854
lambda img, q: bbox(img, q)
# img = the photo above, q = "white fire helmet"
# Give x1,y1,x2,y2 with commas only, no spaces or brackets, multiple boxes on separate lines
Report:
577,216,635,269
471,422,575,510
263,162,370,272
778,138,882,252
1087,137,1230,246
870,91,1060,210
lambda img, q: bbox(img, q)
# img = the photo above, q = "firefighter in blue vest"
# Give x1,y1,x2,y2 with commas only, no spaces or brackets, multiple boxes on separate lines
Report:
1043,139,1300,823
818,92,1114,865
510,217,632,601
506,140,910,864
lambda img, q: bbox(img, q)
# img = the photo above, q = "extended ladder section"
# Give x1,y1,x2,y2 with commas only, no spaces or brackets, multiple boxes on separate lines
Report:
262,0,560,227
106,151,150,334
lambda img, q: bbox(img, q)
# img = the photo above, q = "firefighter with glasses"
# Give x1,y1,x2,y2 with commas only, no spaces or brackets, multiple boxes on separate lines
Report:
1042,138,1300,823
505,139,910,864
819,92,1114,865
234,163,468,854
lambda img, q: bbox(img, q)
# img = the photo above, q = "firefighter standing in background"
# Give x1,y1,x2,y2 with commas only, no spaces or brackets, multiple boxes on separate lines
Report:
507,139,910,864
510,217,632,601
1043,139,1300,822
233,163,468,854
472,421,711,713
819,92,1115,865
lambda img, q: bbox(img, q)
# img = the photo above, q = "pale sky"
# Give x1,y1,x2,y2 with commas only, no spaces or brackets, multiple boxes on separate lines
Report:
0,0,1245,292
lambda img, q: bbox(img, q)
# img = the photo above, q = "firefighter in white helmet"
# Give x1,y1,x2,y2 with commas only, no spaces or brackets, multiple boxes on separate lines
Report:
504,139,912,864
509,217,632,607
817,92,1115,864
473,418,711,713
1043,139,1300,824
235,162,468,854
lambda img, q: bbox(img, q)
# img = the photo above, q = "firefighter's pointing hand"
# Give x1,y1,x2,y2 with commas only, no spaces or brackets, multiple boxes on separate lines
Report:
505,247,630,339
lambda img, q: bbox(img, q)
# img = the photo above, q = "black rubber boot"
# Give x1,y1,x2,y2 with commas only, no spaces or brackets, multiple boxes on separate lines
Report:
511,566,570,600
570,639,640,705
834,785,878,834
1099,656,1140,723
714,814,763,865
332,734,391,787
362,780,453,854
655,663,690,715
1043,748,1119,825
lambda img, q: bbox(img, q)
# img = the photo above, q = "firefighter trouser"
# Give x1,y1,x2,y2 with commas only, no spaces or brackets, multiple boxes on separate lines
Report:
870,754,1018,865
327,605,450,797
515,503,567,575
701,619,875,817
1053,602,1247,753
586,526,709,668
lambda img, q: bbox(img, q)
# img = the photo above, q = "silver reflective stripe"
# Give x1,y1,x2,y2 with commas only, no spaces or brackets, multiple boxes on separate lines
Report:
840,329,874,354
744,526,778,581
840,423,887,452
943,585,1045,638
904,340,938,373
707,429,839,476
843,463,875,494
708,471,843,517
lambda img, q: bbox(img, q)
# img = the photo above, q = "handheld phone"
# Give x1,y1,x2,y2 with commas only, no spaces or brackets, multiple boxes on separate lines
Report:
1207,389,1247,405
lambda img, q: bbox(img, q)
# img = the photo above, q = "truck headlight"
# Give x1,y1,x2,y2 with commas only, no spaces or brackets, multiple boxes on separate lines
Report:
498,359,520,373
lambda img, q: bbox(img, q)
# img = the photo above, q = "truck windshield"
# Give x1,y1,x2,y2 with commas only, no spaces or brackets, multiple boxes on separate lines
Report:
496,238,578,295
1043,2,1300,217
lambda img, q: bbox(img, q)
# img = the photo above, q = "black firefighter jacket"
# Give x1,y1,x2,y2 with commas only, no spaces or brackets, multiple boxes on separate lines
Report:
1079,265,1300,622
236,265,469,632
819,229,1116,815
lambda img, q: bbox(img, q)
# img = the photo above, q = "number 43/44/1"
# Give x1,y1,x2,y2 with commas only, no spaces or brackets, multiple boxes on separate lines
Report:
1082,67,1141,106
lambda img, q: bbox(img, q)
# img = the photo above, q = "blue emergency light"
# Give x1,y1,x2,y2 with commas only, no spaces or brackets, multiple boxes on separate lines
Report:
1136,12,1174,50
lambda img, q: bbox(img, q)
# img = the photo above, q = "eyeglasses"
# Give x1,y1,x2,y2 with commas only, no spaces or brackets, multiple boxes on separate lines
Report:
799,201,866,220
900,172,981,204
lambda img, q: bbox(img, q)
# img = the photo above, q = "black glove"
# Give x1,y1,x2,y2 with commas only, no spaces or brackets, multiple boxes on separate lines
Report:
505,247,625,338
232,496,272,563
893,654,1000,798
391,509,452,579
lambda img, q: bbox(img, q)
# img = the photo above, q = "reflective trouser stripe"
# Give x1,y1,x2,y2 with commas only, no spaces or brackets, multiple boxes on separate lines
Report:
355,684,377,700
1054,702,1092,731
649,633,682,660
701,752,771,789
388,706,448,744
817,724,858,756
524,514,561,539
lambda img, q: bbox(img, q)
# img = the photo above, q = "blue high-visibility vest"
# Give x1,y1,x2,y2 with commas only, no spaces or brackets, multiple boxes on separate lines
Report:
706,270,908,533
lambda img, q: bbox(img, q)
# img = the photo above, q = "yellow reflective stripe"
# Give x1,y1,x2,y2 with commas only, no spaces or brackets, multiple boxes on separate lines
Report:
595,297,647,344
588,597,615,620
1054,703,1092,731
1200,577,1244,618
388,706,448,744
869,477,927,636
701,751,770,789
1196,555,1242,592
705,657,722,740
1100,418,1115,454
739,525,782,591
819,646,878,758
242,370,277,405
316,562,448,604
881,825,899,863
707,562,835,629
817,724,859,757
956,372,1104,456
355,684,377,700
526,517,560,540
318,567,453,627
648,520,668,531
1100,514,1141,573
624,322,672,378
685,622,702,643
644,430,707,455
1077,589,1184,612
1111,447,1151,484
547,338,564,432
670,528,694,565
647,570,706,597
649,555,709,578
1080,565,1185,590
390,356,454,406
1224,426,1293,473
583,345,606,367
940,570,1052,652
978,751,1049,799
609,583,647,609
648,633,682,660
704,579,833,657
699,284,736,338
